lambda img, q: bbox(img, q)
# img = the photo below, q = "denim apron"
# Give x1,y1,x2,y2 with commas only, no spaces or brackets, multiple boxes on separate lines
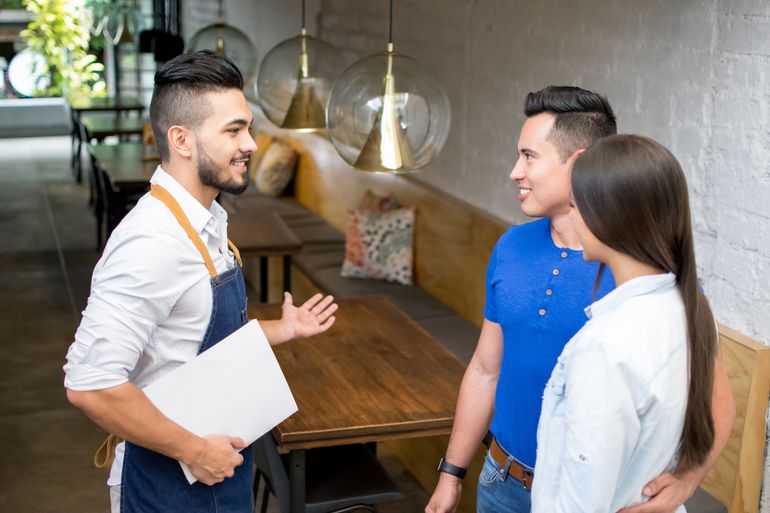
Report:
121,184,254,513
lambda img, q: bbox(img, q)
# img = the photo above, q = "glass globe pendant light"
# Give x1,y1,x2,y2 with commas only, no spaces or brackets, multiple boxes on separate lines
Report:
256,0,346,132
326,0,451,173
187,0,257,82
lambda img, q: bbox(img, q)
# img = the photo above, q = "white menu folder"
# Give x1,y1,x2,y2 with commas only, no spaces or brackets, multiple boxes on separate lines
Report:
143,320,298,484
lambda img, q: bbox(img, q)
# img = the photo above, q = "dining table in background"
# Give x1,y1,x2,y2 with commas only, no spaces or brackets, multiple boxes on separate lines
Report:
67,95,145,117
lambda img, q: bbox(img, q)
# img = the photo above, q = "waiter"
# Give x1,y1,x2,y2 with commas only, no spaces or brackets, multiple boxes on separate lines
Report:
64,51,338,513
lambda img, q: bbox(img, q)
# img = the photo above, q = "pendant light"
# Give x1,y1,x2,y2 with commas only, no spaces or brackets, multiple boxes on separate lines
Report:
187,0,257,82
256,0,346,132
326,0,451,173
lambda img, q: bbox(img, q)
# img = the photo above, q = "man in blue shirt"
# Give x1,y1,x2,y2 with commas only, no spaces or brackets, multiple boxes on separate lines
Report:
425,86,735,513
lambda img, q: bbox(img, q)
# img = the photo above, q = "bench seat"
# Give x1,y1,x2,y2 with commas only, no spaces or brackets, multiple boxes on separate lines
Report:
223,190,480,365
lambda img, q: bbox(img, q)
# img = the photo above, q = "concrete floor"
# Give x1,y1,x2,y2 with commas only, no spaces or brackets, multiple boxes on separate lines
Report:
0,136,429,513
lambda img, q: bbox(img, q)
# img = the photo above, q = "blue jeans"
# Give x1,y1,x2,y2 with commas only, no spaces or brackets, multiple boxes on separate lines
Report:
476,451,531,513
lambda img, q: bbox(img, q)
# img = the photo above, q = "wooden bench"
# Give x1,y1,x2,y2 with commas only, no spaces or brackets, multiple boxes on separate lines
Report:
700,325,770,513
241,113,769,513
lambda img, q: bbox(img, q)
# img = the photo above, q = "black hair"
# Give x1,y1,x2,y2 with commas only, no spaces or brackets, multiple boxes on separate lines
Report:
524,85,617,160
150,50,244,161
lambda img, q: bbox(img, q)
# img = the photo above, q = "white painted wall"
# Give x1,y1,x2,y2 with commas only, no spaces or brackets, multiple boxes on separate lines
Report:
182,0,770,507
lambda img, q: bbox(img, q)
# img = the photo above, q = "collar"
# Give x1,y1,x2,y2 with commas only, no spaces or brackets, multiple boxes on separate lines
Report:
149,166,222,234
585,272,676,319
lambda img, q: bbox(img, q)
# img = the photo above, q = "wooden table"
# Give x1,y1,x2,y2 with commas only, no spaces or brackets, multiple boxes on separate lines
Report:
228,210,302,302
249,297,466,513
90,142,158,189
81,116,147,141
67,94,145,114
67,95,145,182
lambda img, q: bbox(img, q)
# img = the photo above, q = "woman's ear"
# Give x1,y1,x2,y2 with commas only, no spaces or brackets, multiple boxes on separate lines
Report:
166,125,194,159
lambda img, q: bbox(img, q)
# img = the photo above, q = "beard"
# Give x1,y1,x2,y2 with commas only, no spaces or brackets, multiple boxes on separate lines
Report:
196,142,250,195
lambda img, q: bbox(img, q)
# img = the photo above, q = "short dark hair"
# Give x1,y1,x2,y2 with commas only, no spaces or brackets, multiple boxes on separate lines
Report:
524,85,617,160
150,50,244,161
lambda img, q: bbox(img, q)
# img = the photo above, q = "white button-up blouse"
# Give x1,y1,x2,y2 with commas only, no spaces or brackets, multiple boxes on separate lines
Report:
532,273,688,513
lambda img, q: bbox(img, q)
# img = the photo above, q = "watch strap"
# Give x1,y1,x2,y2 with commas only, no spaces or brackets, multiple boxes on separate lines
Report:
437,457,467,479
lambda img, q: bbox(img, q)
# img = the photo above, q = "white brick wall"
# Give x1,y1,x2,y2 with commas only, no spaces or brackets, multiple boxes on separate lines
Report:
313,0,770,338
316,0,770,508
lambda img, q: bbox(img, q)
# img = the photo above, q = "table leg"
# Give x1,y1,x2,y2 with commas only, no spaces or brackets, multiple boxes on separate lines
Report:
288,449,306,513
283,255,292,295
260,256,268,302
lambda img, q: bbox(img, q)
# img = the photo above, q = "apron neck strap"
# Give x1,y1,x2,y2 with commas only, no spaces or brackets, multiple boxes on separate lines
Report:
228,239,242,267
150,183,236,278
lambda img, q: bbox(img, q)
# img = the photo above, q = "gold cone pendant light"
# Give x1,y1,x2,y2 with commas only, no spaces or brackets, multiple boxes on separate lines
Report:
187,0,257,82
118,12,133,44
326,0,451,173
354,43,414,171
257,1,345,132
281,29,327,130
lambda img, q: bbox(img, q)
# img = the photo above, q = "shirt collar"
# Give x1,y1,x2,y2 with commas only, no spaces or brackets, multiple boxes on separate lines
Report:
149,166,224,234
585,272,676,319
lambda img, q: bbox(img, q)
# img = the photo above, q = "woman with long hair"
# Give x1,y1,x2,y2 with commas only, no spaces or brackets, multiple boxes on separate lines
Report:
531,134,718,512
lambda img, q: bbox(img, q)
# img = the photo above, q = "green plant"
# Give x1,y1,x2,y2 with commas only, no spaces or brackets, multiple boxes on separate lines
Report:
20,0,106,97
1,0,25,9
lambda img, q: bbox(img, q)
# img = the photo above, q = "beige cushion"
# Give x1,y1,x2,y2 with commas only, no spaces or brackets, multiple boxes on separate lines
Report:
255,139,297,197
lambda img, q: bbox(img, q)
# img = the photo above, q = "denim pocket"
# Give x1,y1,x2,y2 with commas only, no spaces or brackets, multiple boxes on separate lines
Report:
479,452,503,486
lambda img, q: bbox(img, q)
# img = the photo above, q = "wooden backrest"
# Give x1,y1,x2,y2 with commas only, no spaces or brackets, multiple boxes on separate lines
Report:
284,134,508,326
702,325,770,513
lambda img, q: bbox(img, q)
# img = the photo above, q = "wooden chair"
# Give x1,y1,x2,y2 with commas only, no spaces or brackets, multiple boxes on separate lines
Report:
69,107,84,183
699,325,770,513
83,141,146,249
254,435,403,513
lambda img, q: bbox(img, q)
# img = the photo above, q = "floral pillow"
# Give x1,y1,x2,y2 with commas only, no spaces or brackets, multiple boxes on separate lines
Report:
340,205,415,285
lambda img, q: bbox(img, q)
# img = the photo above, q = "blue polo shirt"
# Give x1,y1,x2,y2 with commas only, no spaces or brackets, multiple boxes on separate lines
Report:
485,218,615,468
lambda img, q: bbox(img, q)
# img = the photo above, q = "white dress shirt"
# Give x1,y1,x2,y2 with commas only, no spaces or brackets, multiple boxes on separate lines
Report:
63,167,235,485
531,273,688,513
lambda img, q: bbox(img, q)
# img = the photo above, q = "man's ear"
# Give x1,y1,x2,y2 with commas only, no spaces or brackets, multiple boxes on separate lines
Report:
567,147,586,164
167,125,194,159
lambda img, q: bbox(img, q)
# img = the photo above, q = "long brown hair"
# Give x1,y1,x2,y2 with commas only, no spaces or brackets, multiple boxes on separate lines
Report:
571,134,716,468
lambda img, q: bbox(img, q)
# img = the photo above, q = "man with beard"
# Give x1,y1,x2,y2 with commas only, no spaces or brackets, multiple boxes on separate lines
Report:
64,51,338,513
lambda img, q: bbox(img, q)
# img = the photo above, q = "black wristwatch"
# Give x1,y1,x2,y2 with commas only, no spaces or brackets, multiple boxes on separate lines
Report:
437,457,467,479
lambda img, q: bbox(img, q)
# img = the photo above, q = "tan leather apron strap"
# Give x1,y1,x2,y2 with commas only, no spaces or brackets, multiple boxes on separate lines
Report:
94,434,124,469
150,184,218,277
228,239,242,267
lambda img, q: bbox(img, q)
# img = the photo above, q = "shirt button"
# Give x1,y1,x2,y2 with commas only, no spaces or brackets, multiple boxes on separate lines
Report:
561,251,568,258
552,269,560,276
546,289,553,296
539,308,546,316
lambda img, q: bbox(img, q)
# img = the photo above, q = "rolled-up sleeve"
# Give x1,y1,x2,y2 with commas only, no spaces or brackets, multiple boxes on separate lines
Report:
64,228,184,391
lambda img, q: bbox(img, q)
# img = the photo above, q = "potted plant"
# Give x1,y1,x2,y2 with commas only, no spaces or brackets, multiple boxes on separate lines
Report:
19,0,105,97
